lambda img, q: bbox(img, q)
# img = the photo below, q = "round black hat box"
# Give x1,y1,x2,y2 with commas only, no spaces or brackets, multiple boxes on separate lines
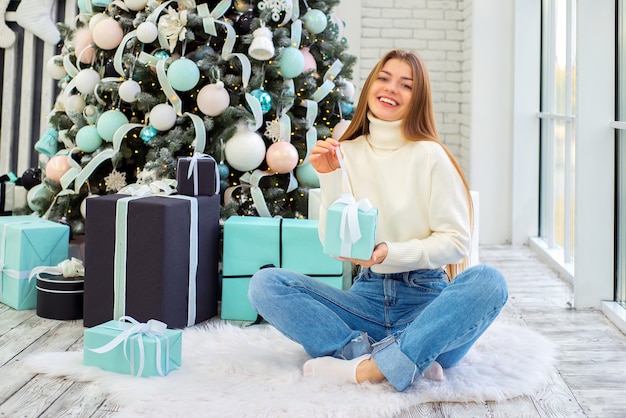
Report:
36,272,84,320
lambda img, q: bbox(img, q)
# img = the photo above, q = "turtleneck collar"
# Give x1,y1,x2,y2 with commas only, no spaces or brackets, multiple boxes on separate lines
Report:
366,112,408,150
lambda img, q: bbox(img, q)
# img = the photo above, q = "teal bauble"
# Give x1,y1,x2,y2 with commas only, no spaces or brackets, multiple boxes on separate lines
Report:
340,102,354,116
167,58,200,91
76,125,103,153
279,47,305,79
154,49,170,60
250,89,272,113
218,163,230,180
140,125,158,143
220,180,229,190
295,162,320,187
302,9,328,35
27,183,53,212
96,109,129,141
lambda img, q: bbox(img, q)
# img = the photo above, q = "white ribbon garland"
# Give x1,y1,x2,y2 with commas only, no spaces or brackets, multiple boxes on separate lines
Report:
87,316,171,377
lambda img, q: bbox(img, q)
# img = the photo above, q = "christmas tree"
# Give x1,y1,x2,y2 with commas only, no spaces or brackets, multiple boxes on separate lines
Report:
27,0,356,234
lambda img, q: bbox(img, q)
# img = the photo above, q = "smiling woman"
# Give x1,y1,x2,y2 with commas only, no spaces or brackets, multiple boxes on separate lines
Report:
248,49,509,393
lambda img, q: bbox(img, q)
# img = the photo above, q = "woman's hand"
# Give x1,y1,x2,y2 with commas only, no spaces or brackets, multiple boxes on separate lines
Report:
308,138,341,174
341,243,388,269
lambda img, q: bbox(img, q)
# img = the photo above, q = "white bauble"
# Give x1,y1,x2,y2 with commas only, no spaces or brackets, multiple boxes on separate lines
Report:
339,80,356,100
125,0,148,11
136,21,158,43
197,81,230,116
224,127,266,172
332,119,351,139
74,68,100,95
46,55,67,80
149,103,177,131
88,13,109,32
65,95,86,112
118,79,141,102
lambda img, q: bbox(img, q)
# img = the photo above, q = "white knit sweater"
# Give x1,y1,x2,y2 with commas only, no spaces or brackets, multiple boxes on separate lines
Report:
318,115,471,274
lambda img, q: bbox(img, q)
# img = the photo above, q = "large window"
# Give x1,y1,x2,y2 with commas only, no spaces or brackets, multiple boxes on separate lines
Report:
538,0,576,267
616,1,626,308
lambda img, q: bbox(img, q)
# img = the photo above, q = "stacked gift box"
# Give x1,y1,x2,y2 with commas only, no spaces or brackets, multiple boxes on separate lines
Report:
1,173,28,216
221,216,345,321
83,154,221,329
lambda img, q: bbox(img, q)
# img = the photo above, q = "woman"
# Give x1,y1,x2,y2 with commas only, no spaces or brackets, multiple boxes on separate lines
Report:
248,50,508,392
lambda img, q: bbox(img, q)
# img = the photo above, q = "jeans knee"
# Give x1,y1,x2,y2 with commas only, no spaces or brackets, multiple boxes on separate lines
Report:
248,267,276,304
482,265,509,304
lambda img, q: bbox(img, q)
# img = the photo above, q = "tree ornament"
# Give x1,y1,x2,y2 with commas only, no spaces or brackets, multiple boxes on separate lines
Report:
263,119,281,142
73,27,94,64
197,81,230,116
218,163,230,180
118,79,141,103
301,47,316,73
153,49,170,60
266,141,298,174
235,11,256,34
97,109,129,142
45,155,72,183
258,0,289,22
83,105,99,124
167,57,200,91
249,26,274,61
295,162,319,187
15,0,60,45
332,119,351,139
302,9,327,34
35,128,58,157
125,0,148,11
250,89,272,113
18,168,42,190
46,55,66,80
74,68,100,95
65,95,86,112
224,125,266,172
279,47,305,79
27,183,52,212
340,102,354,116
92,18,124,50
104,169,127,192
140,125,158,143
137,21,158,43
339,79,356,100
76,125,104,153
233,0,252,13
149,103,177,131
88,13,109,32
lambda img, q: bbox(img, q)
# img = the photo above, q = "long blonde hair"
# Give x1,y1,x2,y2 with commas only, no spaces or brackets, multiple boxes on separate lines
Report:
340,50,473,279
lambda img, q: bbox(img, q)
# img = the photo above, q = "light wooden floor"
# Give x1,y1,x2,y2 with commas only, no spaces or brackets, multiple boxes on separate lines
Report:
1,245,625,417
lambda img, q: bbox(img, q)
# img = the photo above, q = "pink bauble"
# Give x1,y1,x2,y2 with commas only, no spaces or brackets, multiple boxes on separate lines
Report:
93,18,124,50
73,28,94,64
332,119,351,139
301,47,316,73
266,142,299,174
197,82,230,116
45,155,72,183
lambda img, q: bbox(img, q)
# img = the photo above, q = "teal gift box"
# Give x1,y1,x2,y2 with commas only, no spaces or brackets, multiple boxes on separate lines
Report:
221,216,344,321
83,318,182,377
0,216,69,310
323,199,378,260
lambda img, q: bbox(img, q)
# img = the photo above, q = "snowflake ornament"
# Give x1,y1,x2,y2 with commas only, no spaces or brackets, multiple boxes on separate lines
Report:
258,0,291,21
264,119,282,142
104,169,127,192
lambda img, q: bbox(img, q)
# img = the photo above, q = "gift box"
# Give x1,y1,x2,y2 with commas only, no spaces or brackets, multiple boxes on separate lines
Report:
83,193,220,329
307,188,321,220
323,199,378,260
1,182,27,215
221,216,344,321
83,318,182,377
0,216,69,310
36,272,84,320
176,154,219,196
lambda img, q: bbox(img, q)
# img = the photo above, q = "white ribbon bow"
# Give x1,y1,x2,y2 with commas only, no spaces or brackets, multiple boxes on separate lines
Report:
186,153,220,195
88,316,170,377
335,194,374,257
118,180,177,196
29,257,85,282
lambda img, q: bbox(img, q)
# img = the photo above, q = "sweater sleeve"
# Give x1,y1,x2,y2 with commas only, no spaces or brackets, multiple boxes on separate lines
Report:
381,145,471,270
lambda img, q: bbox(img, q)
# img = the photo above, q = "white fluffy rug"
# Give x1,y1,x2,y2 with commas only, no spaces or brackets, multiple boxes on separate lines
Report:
25,319,556,418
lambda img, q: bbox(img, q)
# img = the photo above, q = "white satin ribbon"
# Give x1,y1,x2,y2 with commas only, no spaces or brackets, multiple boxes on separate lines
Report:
87,316,171,377
29,257,84,282
185,153,220,195
1,220,38,301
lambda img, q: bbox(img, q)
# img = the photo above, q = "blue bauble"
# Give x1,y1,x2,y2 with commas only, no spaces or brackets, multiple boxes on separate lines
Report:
279,47,305,79
96,109,129,142
340,101,354,116
295,162,320,187
302,9,328,35
153,49,170,60
167,58,200,91
249,89,272,113
76,125,104,153
140,125,158,143
220,180,229,191
218,163,230,180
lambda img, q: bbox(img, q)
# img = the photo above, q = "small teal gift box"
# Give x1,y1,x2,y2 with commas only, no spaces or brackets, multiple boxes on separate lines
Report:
0,216,69,310
83,317,182,377
221,216,344,321
323,195,378,260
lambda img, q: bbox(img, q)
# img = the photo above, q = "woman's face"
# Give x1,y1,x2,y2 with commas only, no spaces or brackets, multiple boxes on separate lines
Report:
367,58,414,122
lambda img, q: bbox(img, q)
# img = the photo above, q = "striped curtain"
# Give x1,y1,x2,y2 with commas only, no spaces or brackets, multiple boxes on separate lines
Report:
0,0,77,176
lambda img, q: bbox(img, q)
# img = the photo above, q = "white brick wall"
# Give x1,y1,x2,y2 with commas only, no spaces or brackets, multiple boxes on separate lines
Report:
358,0,472,174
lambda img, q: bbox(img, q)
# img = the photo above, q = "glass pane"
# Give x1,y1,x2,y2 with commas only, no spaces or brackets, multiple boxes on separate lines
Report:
554,119,566,251
554,0,568,114
617,131,626,307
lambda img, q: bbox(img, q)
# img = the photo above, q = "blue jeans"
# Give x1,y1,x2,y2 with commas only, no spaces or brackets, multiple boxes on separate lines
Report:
248,264,508,391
